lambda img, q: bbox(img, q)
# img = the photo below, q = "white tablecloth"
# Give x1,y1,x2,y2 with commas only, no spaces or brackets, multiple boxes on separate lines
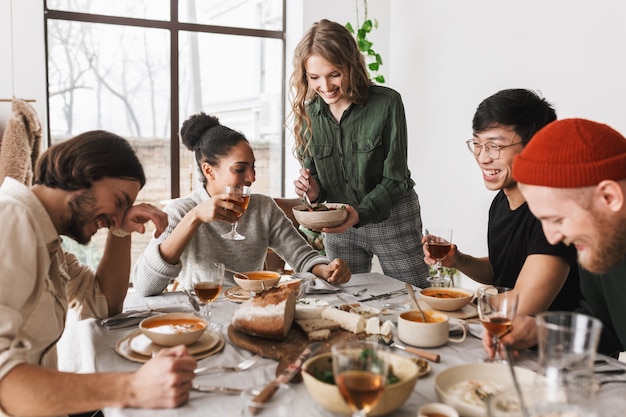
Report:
71,272,623,417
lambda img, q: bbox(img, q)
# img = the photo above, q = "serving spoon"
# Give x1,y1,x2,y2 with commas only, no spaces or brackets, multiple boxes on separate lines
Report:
218,263,249,280
405,282,428,322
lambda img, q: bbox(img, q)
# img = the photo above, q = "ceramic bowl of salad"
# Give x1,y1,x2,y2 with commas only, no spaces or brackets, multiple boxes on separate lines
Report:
301,351,419,416
292,203,348,230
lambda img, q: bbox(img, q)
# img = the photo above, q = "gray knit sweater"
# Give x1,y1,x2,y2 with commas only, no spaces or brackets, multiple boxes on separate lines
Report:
132,189,330,296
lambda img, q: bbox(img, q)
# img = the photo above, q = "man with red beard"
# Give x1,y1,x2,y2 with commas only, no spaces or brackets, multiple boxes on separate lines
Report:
498,118,626,357
0,131,197,417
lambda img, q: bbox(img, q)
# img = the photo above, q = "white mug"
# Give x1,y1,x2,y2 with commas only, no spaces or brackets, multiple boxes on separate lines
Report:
398,310,467,348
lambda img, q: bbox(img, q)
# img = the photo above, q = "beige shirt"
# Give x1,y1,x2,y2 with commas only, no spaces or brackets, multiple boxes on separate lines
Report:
0,178,109,417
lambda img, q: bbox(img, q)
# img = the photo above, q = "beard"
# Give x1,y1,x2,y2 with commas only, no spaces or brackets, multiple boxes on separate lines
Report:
62,190,99,245
578,206,626,274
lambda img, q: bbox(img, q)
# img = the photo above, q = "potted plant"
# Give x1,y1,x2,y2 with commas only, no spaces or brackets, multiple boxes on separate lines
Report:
345,0,385,83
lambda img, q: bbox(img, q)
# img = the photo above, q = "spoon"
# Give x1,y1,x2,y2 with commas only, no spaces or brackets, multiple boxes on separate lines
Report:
301,189,316,211
219,263,249,280
504,344,530,417
405,282,428,322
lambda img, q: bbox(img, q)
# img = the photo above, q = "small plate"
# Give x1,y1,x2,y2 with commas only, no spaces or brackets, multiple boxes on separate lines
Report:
116,330,224,363
224,286,251,303
130,328,220,356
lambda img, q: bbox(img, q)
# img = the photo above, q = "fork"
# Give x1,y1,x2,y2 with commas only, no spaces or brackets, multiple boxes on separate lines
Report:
194,355,261,375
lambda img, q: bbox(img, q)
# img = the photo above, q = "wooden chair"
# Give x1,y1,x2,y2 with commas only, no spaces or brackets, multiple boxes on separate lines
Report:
264,198,304,272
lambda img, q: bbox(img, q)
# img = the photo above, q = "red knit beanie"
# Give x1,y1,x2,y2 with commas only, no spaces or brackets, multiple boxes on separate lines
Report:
513,118,626,188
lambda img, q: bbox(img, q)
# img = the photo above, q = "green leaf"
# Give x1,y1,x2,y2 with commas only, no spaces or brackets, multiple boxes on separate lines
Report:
345,22,355,34
375,53,383,65
357,39,373,52
369,62,379,71
374,75,385,83
361,19,373,33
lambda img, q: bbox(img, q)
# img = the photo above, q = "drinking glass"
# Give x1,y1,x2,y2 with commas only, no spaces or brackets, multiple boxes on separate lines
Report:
477,286,518,363
535,311,602,393
425,227,453,287
331,340,389,417
222,185,251,240
192,262,225,330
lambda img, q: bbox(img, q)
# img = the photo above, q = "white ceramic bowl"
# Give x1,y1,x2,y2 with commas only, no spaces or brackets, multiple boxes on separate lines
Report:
292,203,349,230
301,351,419,417
434,363,539,417
233,271,281,293
139,312,207,347
419,287,475,311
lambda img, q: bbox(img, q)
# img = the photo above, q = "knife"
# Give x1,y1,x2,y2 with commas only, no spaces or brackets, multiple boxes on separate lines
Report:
250,342,322,412
358,288,407,302
192,384,243,395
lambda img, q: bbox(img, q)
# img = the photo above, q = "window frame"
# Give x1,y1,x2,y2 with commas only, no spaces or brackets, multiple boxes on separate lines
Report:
43,0,287,198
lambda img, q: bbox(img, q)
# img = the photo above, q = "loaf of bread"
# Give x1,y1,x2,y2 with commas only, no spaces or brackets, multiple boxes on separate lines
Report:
231,286,296,340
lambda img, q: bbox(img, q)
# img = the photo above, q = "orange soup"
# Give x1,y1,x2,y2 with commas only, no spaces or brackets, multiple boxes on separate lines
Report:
400,311,445,323
246,271,280,281
142,318,205,334
422,289,469,299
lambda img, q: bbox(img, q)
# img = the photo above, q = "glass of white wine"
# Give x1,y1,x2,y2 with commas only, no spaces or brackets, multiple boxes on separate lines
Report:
331,340,389,417
222,185,251,240
192,262,225,330
425,227,453,287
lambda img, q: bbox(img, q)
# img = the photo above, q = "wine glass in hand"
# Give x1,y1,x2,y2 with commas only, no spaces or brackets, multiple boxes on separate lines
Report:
477,286,519,363
425,227,453,287
221,185,251,240
192,262,225,330
331,340,389,417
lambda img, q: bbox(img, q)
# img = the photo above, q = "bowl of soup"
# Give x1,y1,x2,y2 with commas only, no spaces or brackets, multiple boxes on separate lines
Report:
419,287,475,311
292,203,349,230
233,271,281,294
139,312,207,346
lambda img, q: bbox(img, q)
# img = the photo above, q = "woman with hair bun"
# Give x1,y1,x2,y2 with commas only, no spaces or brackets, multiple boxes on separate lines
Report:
133,112,350,296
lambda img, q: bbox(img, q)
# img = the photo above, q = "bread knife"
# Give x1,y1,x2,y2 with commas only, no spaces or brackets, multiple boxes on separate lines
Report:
250,342,322,411
358,288,407,302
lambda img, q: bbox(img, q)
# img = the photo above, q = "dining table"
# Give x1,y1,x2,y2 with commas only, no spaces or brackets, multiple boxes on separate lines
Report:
73,272,626,417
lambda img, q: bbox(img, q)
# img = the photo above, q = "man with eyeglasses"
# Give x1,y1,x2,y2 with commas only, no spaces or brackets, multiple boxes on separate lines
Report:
423,89,583,360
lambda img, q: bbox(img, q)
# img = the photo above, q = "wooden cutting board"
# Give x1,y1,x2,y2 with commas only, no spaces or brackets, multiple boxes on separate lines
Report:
227,324,368,380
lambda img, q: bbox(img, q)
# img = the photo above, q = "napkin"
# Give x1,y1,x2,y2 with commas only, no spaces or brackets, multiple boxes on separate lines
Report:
305,277,342,294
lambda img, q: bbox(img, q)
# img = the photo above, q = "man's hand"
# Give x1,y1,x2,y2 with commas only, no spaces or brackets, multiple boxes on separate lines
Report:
121,203,169,238
127,345,196,408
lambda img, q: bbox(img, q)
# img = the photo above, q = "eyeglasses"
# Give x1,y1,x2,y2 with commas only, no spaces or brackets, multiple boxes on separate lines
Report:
465,139,523,160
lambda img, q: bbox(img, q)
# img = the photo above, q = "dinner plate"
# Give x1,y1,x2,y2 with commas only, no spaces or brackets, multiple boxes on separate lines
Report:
224,286,251,303
115,329,224,363
129,328,221,356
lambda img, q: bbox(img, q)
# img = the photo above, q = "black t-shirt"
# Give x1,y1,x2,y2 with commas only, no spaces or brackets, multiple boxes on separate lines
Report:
488,190,582,311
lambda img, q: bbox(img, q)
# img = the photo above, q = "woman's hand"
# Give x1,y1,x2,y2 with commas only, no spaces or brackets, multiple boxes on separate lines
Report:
192,193,245,225
313,258,351,284
294,168,320,202
322,205,359,234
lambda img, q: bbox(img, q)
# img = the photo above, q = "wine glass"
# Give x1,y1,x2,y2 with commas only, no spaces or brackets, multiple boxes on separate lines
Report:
192,262,225,330
425,227,453,287
331,340,389,417
477,286,519,363
222,185,251,240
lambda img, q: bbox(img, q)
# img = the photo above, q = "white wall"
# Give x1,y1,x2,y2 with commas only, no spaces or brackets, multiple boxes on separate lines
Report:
5,0,626,287
0,0,47,132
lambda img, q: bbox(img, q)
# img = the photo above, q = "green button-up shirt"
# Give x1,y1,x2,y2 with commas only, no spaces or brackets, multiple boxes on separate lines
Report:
301,85,415,227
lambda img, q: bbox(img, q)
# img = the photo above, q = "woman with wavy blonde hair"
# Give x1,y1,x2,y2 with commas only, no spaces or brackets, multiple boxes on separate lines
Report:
289,19,429,287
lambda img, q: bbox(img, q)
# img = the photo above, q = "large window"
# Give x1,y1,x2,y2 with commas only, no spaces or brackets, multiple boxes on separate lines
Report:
44,0,286,266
